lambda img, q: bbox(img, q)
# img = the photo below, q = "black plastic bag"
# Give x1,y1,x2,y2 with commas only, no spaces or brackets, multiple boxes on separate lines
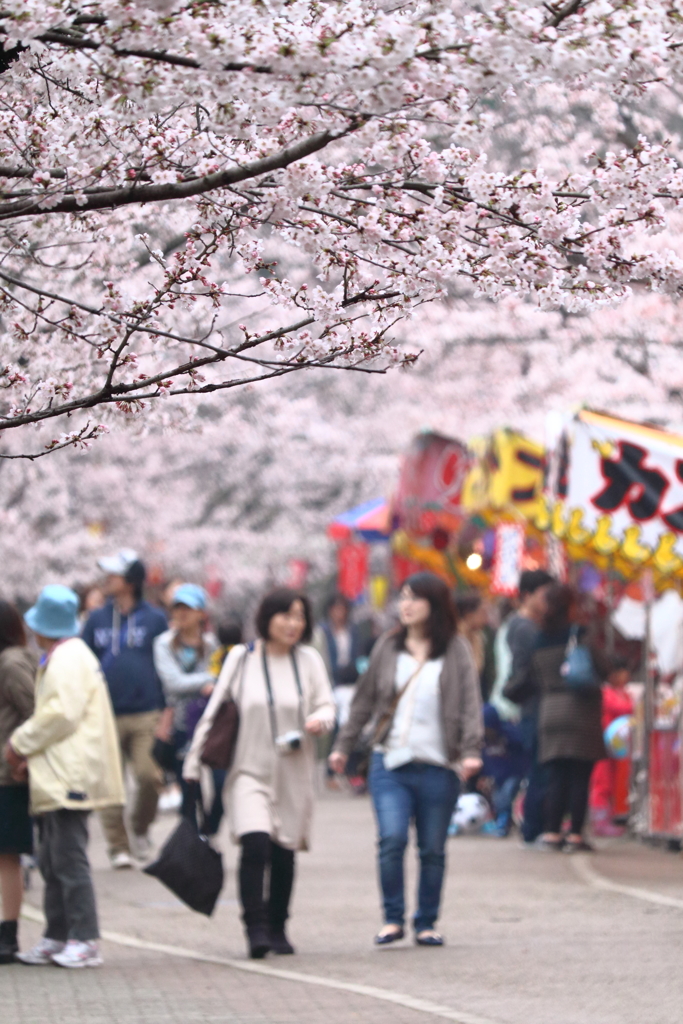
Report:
143,818,224,916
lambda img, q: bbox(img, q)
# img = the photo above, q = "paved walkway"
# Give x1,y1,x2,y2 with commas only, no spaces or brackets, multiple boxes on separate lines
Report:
3,789,683,1024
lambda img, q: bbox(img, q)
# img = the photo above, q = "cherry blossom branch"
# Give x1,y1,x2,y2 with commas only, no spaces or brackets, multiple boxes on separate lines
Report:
0,127,357,220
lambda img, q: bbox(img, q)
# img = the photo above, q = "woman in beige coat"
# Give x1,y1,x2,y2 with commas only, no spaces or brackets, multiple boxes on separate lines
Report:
5,585,124,969
184,588,334,959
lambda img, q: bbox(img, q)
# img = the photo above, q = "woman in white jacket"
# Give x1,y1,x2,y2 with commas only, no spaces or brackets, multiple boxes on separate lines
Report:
4,586,124,969
184,588,334,960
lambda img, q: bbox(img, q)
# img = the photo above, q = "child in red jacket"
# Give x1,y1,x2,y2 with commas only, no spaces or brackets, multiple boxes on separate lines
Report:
590,657,633,836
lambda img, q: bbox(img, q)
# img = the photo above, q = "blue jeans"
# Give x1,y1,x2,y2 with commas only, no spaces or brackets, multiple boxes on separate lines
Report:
519,715,550,843
368,753,459,932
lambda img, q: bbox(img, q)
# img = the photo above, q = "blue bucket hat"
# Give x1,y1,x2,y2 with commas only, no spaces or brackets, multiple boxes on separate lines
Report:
24,584,80,639
172,583,207,611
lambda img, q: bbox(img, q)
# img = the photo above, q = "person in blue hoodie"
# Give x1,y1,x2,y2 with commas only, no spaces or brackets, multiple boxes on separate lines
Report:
479,704,530,837
82,550,167,869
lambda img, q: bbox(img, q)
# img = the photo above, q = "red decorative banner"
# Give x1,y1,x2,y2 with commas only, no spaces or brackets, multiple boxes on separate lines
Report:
337,542,369,601
286,559,309,590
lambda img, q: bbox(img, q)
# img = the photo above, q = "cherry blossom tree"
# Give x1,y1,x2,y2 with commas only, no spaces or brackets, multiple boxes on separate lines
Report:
3,0,683,457
4,278,683,606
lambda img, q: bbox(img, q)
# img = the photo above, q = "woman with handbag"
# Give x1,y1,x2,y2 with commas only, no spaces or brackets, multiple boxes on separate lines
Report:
533,584,606,852
329,573,483,947
183,588,334,959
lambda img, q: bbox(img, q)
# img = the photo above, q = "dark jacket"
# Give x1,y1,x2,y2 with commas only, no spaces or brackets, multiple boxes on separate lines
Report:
482,704,529,786
503,614,540,716
334,631,483,765
533,627,606,764
82,600,167,716
319,621,363,686
0,646,37,786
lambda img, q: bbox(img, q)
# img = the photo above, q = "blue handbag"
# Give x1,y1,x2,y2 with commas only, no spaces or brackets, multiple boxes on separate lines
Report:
560,625,597,689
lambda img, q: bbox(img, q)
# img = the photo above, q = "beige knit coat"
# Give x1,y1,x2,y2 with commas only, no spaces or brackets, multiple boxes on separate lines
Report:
184,641,335,851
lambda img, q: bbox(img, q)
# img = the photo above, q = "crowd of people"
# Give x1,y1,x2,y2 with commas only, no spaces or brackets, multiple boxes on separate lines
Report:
0,553,632,969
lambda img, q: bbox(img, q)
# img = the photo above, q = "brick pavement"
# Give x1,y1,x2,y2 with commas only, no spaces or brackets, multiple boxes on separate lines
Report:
3,789,683,1024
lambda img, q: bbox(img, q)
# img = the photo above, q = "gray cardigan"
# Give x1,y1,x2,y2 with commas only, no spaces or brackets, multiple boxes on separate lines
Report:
334,631,483,765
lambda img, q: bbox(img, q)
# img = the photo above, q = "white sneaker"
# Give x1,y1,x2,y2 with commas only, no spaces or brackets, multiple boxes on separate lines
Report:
158,786,182,813
52,940,103,969
16,937,65,965
110,850,133,870
130,832,153,862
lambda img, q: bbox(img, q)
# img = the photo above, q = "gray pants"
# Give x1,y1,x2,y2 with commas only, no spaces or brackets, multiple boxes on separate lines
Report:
38,809,99,942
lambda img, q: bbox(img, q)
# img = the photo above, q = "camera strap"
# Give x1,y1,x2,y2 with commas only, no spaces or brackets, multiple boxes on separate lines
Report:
261,645,304,744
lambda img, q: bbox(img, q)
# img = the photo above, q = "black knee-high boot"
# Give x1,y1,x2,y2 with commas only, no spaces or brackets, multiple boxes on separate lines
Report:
239,832,271,958
268,841,295,954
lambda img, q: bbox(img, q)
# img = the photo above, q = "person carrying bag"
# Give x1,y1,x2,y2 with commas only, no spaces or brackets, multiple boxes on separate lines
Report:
329,573,483,948
184,589,334,960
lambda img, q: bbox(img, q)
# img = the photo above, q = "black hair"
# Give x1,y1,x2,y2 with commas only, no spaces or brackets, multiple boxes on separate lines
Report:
125,559,146,601
0,599,26,653
396,572,456,659
541,582,573,633
608,655,630,675
255,588,313,644
218,621,243,647
453,589,482,620
519,568,553,598
324,591,351,616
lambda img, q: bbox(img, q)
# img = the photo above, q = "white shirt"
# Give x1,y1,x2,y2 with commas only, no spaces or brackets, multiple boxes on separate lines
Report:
383,653,447,769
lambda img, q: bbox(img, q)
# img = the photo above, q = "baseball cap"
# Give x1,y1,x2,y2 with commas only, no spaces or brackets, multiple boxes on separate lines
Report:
97,549,140,576
172,583,208,611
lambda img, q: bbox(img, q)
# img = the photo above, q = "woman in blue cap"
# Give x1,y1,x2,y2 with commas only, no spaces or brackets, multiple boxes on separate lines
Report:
153,584,221,833
4,585,124,968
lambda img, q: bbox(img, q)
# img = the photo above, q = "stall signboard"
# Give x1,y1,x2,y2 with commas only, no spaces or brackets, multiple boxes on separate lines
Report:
394,432,472,536
462,429,546,522
551,409,683,579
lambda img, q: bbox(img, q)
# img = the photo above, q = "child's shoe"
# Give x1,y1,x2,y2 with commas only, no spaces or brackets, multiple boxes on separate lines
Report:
590,808,625,838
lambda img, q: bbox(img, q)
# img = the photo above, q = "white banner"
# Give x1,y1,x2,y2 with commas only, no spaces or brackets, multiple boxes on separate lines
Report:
559,410,683,570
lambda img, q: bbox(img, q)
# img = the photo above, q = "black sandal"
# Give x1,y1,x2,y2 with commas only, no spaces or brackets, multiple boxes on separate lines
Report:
374,925,404,945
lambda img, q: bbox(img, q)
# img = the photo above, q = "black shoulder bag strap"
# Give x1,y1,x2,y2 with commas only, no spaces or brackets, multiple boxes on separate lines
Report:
261,646,305,743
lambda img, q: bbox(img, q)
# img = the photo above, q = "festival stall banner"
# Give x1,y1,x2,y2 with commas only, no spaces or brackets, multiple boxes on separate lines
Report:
491,522,525,595
552,410,683,577
337,542,369,601
462,429,546,523
394,432,472,537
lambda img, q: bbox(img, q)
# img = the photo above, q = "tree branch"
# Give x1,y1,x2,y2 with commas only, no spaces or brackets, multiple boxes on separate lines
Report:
31,27,273,73
0,126,356,221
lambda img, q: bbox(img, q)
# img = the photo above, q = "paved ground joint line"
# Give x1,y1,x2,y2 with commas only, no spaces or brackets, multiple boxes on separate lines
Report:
20,902,503,1024
571,854,683,910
